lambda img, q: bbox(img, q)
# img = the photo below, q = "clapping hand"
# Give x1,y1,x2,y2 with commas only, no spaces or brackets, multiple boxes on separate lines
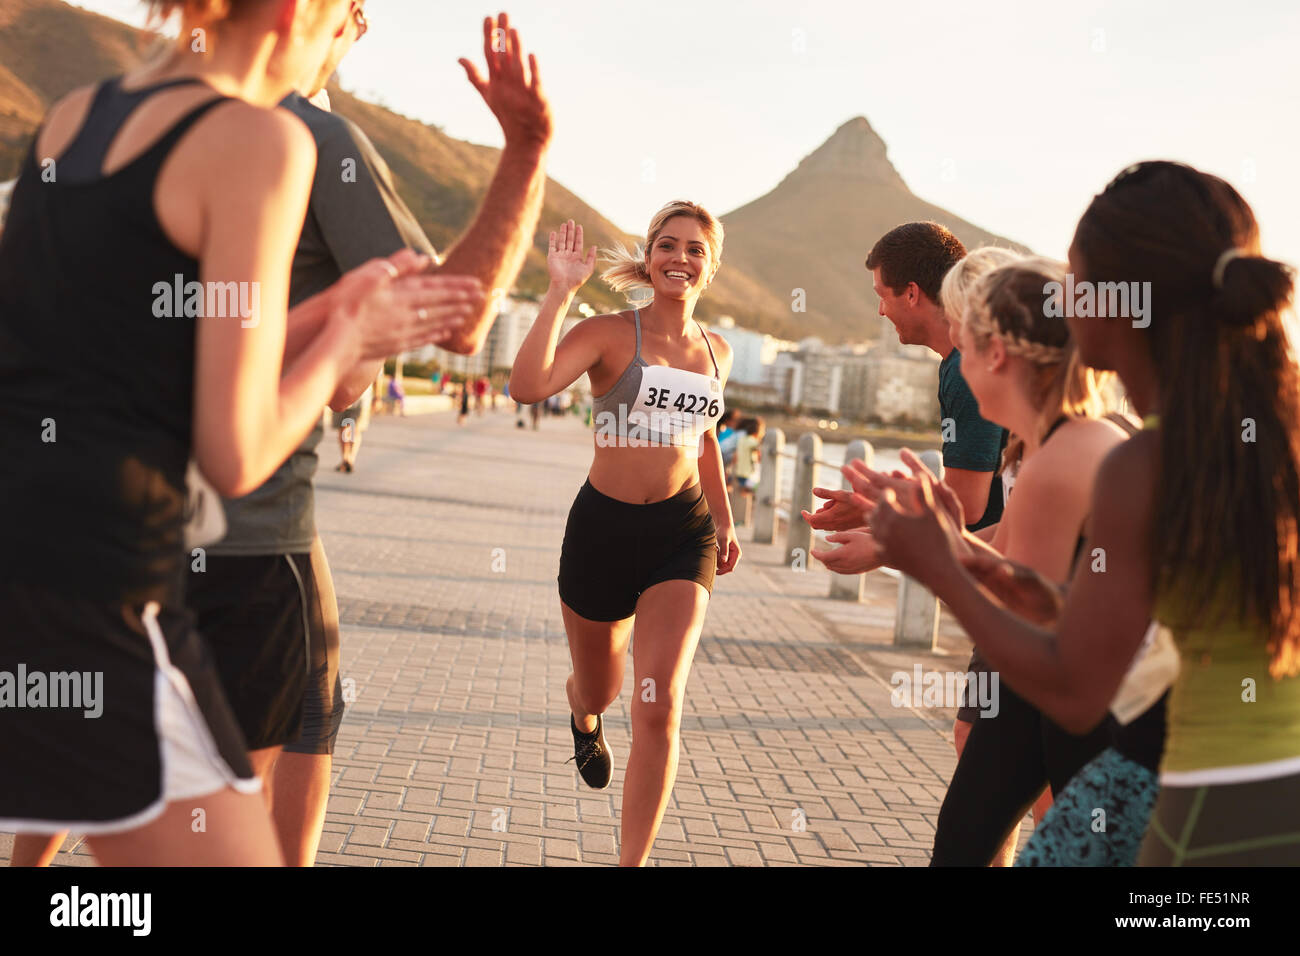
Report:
811,529,885,574
867,469,965,589
802,485,870,532
803,455,910,531
332,250,485,360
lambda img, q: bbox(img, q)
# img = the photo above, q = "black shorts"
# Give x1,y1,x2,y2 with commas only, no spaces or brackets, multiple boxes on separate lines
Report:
187,545,344,754
558,479,717,622
956,647,989,723
0,581,258,834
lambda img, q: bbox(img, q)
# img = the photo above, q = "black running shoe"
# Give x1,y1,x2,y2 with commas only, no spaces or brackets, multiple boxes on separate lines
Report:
569,714,612,789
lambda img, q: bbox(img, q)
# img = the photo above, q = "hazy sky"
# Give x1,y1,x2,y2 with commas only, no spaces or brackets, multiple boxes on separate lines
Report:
73,0,1300,267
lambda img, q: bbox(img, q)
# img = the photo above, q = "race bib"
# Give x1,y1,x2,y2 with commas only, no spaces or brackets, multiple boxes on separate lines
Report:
629,365,722,444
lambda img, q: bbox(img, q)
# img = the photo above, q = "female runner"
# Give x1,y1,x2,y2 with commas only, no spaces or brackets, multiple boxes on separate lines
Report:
510,205,739,866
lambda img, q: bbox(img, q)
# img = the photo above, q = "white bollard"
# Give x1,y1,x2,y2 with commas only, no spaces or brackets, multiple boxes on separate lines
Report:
829,439,872,601
752,428,784,544
786,432,821,566
893,449,945,649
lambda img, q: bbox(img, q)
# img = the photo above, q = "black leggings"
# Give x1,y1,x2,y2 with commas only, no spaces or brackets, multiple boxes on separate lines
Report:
930,683,1111,866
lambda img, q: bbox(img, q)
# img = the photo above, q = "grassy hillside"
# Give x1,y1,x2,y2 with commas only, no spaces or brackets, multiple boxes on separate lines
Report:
0,1,1029,343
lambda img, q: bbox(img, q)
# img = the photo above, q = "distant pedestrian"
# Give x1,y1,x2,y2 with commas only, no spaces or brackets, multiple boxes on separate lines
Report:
387,373,407,416
334,385,373,473
717,409,741,485
732,416,765,499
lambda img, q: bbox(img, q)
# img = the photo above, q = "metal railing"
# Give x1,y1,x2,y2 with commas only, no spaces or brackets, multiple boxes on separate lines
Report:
749,428,944,651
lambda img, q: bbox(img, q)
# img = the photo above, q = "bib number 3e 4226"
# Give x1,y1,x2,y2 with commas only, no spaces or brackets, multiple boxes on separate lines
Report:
644,386,719,418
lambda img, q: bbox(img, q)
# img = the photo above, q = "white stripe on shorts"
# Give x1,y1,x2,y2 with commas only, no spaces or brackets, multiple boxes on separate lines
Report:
0,601,259,836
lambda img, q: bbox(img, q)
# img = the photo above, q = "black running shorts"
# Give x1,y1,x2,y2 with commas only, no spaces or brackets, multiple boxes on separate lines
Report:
285,538,345,756
187,545,343,754
558,479,717,622
0,581,258,833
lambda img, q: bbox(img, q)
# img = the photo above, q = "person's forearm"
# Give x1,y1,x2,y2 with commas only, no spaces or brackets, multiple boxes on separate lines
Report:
962,527,1001,559
508,284,573,402
929,561,1088,725
283,287,333,365
220,316,351,496
435,142,548,355
329,358,383,411
270,287,378,409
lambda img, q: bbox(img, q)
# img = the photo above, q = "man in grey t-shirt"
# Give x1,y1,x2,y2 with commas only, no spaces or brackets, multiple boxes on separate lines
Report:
188,9,553,865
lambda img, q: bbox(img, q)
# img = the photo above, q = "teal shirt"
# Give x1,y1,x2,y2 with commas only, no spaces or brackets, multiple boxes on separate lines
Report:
938,349,1006,531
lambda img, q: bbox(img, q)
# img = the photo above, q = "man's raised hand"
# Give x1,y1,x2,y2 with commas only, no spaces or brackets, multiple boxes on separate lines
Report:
459,13,553,150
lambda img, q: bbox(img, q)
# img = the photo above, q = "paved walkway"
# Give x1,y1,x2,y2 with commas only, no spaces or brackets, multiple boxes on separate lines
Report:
3,408,989,867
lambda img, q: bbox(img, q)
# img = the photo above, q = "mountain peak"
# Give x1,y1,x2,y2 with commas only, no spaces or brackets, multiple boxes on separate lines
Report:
780,116,908,192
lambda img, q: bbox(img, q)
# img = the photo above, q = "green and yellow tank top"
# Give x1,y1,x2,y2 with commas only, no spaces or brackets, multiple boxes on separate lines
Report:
1146,414,1300,782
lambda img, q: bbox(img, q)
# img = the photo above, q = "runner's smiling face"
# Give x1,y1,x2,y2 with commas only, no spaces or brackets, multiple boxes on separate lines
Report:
646,216,715,302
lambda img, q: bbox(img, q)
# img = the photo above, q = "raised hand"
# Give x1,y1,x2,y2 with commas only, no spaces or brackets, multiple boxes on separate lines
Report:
459,13,553,150
331,251,485,360
548,220,597,293
959,550,1066,626
811,529,885,575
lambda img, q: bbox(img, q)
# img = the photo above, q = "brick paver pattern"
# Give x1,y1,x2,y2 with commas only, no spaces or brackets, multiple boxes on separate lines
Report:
3,408,1002,866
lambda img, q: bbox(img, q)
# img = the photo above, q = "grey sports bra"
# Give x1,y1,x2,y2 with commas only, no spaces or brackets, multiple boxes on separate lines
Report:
590,309,725,448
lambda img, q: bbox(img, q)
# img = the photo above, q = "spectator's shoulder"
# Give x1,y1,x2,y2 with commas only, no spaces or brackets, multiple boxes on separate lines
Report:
280,93,374,163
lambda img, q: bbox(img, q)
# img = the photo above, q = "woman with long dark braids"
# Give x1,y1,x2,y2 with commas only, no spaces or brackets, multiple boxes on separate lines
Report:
870,160,1300,865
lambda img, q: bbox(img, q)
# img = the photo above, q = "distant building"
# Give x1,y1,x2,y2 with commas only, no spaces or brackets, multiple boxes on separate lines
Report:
710,316,797,385
415,297,581,383
760,320,940,424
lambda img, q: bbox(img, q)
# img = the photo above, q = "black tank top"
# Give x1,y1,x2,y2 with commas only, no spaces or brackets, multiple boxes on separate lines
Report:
1041,416,1089,567
1041,413,1166,770
0,77,230,607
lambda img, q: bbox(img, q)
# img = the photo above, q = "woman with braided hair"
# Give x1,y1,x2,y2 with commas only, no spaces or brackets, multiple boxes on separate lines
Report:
871,161,1300,865
838,255,1134,865
926,257,1143,865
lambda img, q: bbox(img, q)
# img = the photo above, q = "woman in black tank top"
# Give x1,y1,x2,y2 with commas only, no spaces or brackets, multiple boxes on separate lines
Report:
0,1,480,866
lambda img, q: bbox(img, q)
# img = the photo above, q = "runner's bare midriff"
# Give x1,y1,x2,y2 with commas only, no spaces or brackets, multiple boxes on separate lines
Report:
588,442,703,504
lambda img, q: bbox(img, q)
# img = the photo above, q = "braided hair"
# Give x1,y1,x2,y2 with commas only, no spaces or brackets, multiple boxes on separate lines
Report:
964,257,1111,471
